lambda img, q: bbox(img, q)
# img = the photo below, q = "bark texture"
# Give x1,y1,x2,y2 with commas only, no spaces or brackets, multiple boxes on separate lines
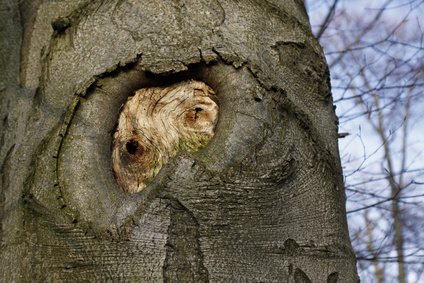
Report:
1,0,359,282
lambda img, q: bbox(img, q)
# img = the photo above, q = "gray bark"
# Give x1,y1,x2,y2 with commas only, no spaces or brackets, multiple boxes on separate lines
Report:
1,0,359,282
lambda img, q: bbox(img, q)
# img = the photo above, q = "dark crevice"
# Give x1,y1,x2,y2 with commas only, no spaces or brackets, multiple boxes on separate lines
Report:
210,47,246,69
54,96,80,173
327,272,339,283
245,65,281,93
163,199,209,283
125,140,140,155
294,268,312,283
51,17,71,35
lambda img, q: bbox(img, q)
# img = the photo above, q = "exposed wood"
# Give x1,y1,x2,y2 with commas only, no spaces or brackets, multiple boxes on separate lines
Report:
0,0,359,281
112,80,218,193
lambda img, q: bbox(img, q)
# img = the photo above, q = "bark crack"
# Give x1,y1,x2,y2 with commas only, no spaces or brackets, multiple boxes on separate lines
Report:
53,95,80,214
163,198,209,283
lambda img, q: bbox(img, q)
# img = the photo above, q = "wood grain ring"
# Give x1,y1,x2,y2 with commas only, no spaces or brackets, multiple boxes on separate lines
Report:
112,80,219,193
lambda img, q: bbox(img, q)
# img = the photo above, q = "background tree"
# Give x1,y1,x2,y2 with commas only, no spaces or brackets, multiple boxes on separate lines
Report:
0,0,358,281
306,0,424,282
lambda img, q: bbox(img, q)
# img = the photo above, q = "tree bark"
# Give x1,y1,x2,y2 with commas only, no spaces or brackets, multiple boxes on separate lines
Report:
1,0,358,282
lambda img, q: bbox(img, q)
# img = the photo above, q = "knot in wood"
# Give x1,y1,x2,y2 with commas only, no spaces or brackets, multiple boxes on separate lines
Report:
112,80,219,193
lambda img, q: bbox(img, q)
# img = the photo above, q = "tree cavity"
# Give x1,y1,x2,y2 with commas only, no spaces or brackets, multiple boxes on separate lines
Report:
112,80,219,193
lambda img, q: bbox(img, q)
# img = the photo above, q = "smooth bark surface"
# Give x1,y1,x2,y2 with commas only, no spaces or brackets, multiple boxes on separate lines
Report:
1,0,359,282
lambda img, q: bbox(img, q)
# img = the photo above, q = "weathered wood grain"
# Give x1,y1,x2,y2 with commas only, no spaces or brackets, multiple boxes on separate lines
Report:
112,80,219,193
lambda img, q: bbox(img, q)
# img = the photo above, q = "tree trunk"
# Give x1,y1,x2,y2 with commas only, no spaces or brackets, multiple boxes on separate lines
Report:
1,0,358,282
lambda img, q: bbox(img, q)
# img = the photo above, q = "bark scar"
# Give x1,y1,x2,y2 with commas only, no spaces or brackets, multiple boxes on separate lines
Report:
112,80,219,193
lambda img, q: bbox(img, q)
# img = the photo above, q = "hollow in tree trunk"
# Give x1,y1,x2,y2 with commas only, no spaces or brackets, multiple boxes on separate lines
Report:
0,0,358,281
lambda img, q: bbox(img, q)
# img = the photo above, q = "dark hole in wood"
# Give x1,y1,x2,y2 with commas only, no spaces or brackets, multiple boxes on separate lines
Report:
254,97,262,102
126,140,140,155
194,107,203,119
51,18,71,34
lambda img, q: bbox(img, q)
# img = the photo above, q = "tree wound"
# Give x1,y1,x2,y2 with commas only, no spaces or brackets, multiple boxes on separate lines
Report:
112,80,219,193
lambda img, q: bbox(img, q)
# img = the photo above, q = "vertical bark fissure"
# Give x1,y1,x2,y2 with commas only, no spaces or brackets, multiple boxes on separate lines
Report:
294,267,312,283
163,199,209,283
54,96,80,211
